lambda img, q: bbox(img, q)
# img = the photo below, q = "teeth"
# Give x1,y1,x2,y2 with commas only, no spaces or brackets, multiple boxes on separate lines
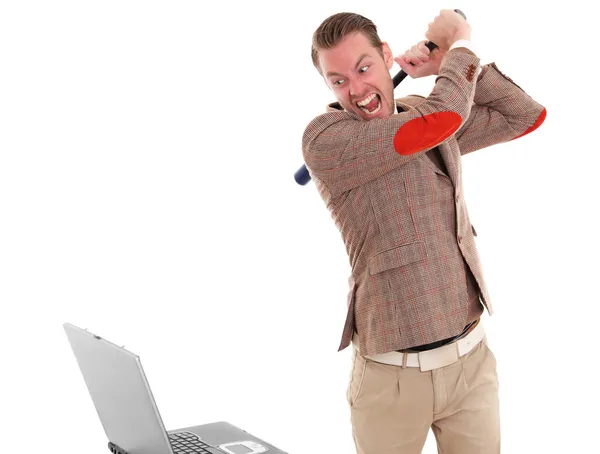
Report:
359,101,381,115
356,93,381,115
356,93,377,107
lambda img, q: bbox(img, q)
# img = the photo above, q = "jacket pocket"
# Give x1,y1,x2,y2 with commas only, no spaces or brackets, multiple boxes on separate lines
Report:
368,241,426,275
347,351,368,408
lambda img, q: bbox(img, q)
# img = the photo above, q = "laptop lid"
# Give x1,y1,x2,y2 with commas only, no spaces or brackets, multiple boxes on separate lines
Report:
64,323,174,454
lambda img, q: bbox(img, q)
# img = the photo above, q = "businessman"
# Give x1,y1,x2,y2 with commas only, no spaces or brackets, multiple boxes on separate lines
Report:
302,10,546,454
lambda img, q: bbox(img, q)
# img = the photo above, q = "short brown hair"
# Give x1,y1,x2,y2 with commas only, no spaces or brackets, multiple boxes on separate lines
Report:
311,12,384,74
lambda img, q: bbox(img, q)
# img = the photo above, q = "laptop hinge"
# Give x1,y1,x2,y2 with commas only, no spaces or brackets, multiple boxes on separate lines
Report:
108,442,129,454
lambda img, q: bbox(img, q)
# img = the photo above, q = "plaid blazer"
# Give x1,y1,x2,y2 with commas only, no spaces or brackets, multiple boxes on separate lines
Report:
302,48,546,355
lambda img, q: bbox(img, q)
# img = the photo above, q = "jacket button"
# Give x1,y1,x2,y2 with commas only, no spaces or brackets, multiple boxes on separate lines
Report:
458,235,462,244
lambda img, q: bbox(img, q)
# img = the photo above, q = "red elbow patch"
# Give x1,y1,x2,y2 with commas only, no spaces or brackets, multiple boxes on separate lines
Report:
393,112,462,156
511,107,547,141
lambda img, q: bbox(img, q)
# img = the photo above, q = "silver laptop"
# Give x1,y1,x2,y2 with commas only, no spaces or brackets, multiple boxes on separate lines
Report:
64,323,288,454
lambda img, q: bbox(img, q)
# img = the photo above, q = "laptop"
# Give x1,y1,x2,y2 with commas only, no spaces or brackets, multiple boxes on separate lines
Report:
64,323,288,454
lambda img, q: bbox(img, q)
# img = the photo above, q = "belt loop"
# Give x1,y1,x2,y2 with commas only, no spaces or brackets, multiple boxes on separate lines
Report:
402,351,408,369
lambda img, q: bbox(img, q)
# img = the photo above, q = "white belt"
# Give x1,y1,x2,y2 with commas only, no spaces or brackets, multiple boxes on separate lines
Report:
353,322,485,372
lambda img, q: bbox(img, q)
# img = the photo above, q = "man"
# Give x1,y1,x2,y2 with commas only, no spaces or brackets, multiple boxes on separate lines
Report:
302,10,546,454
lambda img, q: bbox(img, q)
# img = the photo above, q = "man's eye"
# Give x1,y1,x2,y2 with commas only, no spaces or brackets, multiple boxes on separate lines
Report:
333,79,345,85
359,65,369,73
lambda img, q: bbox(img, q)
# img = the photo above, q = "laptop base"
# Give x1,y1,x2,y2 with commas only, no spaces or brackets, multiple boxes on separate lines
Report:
170,421,286,454
106,421,287,454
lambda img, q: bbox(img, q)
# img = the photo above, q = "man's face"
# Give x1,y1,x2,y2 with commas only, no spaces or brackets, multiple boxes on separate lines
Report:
318,32,395,121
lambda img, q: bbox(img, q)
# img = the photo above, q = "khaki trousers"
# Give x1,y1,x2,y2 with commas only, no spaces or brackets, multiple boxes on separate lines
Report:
347,337,500,454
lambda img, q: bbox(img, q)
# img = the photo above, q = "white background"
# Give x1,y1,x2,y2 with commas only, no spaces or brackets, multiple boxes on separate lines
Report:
0,0,597,452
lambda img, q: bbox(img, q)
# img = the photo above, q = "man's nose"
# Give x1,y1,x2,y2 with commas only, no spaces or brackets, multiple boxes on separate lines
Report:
349,77,366,97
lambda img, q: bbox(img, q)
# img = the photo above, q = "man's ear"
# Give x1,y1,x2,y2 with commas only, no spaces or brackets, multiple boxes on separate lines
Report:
381,42,394,71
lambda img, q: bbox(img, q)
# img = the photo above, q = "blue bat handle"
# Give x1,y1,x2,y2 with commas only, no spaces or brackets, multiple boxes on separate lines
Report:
294,165,311,186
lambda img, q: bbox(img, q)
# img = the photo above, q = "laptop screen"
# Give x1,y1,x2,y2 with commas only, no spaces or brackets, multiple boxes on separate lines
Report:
64,323,174,454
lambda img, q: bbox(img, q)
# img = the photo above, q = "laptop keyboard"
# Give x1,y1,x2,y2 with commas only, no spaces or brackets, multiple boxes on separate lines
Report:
169,431,214,454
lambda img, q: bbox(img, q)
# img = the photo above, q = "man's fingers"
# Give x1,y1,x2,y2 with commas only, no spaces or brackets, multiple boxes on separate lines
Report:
394,56,417,76
393,55,408,68
395,38,434,73
405,47,428,66
411,45,430,62
404,49,422,66
424,30,436,45
417,40,431,55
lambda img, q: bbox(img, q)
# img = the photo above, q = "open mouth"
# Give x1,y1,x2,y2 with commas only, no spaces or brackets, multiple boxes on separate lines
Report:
356,93,381,115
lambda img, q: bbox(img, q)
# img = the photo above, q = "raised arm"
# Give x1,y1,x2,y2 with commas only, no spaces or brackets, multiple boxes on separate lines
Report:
455,63,546,155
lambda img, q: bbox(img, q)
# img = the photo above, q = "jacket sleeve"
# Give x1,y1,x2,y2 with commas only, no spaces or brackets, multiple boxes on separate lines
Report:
302,48,480,198
455,62,547,156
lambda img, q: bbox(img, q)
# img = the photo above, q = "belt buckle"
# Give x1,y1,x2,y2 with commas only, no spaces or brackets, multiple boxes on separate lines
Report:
417,342,459,372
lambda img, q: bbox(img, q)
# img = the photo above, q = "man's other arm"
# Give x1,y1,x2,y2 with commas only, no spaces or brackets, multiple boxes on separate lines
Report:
455,62,547,156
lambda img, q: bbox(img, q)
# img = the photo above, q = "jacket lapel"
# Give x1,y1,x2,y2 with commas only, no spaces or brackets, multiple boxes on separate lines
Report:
436,141,458,185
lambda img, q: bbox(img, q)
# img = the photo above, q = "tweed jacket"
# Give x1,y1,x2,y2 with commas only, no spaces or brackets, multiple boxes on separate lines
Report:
302,48,546,356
